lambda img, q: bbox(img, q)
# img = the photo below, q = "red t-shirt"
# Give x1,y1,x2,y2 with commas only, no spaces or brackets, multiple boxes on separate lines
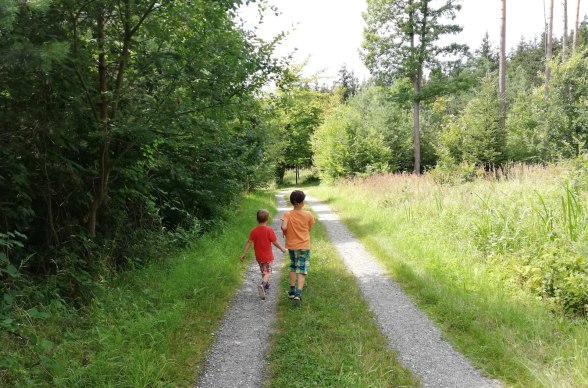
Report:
248,225,277,263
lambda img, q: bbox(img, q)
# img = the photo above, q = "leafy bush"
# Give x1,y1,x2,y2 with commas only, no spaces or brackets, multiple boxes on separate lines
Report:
312,105,391,182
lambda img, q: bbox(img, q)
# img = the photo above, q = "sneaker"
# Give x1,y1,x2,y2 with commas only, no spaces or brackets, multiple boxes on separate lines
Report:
293,292,302,302
258,284,266,300
287,290,296,299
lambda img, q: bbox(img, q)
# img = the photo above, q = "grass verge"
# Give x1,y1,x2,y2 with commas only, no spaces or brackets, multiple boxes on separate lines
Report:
310,180,588,387
266,200,417,387
1,191,276,386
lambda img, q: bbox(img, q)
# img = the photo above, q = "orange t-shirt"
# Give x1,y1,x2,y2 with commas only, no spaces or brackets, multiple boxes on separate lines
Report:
281,209,314,250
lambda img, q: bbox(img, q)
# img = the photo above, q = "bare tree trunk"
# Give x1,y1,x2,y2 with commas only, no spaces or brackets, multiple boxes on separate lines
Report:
499,0,507,119
545,0,554,98
574,0,581,51
412,86,421,175
563,0,569,60
407,0,421,174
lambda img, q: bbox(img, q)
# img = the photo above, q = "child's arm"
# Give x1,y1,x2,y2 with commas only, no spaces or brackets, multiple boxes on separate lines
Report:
281,219,288,236
239,240,253,262
272,240,287,253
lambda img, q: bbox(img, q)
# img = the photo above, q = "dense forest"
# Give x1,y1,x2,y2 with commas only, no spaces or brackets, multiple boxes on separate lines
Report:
2,0,588,383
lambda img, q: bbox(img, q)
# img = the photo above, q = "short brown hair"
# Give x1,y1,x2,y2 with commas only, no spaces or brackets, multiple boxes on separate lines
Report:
290,190,306,205
256,209,269,223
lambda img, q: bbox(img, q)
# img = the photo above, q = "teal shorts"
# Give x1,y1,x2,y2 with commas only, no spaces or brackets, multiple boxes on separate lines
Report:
289,249,310,275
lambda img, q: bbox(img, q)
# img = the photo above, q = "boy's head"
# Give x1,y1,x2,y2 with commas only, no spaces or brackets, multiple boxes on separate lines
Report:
290,190,306,206
257,209,270,223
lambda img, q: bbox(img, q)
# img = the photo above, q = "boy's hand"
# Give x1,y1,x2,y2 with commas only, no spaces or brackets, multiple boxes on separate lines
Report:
280,247,287,253
239,254,246,262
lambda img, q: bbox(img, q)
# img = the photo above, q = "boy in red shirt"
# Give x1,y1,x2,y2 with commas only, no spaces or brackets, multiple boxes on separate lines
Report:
240,209,286,300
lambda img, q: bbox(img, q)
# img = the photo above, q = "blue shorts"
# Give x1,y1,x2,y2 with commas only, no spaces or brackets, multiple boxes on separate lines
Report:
289,249,310,275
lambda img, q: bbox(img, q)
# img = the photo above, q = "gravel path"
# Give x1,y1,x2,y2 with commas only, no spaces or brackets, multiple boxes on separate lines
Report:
195,192,289,388
305,195,500,388
196,192,499,387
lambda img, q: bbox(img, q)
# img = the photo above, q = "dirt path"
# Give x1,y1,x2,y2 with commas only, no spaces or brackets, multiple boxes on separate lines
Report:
197,192,499,387
306,195,499,388
195,192,289,388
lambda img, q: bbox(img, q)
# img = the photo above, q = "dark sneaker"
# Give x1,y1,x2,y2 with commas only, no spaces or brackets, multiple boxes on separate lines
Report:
287,290,296,299
293,293,302,302
258,284,266,300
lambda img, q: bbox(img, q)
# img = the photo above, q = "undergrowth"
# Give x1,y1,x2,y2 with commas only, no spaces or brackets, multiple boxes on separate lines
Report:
310,163,588,386
1,191,276,386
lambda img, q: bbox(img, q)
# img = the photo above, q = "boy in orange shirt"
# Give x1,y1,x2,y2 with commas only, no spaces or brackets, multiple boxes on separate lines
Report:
281,190,315,302
240,209,287,300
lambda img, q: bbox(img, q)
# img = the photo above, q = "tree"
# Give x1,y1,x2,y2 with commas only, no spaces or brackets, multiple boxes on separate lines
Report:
312,104,391,181
334,64,360,102
362,0,466,174
544,51,588,158
563,0,569,60
475,32,499,71
574,0,581,51
273,70,331,183
0,0,279,293
459,75,506,167
546,0,555,95
499,0,507,119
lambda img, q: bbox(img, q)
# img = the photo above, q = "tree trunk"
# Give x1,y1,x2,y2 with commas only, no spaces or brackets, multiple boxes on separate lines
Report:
412,94,421,175
574,0,581,51
499,0,507,120
563,0,569,60
545,0,554,97
411,0,424,175
87,5,112,237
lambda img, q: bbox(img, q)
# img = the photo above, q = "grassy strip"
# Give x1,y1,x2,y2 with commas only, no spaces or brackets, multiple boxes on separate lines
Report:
266,201,417,387
2,191,275,386
310,182,588,387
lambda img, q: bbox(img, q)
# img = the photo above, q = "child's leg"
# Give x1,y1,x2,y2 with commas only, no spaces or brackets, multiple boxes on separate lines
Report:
297,274,306,290
261,261,272,286
295,250,310,294
288,250,296,287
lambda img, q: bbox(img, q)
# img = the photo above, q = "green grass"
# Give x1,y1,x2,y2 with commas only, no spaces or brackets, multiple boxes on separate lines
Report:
309,171,588,387
1,191,277,386
266,201,417,387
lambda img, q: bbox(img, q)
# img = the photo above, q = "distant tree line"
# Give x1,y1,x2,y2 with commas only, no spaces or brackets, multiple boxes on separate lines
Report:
312,0,588,182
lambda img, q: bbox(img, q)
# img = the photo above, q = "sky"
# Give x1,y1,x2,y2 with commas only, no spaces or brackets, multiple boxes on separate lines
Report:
238,0,588,84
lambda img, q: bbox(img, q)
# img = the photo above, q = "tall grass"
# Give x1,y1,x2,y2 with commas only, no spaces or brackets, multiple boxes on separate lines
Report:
266,206,417,387
310,164,588,387
1,192,276,386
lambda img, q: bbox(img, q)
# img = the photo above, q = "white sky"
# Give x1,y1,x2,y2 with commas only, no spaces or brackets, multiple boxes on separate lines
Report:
238,0,588,84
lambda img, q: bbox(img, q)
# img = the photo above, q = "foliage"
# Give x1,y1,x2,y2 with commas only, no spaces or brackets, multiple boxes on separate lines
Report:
0,191,276,385
436,74,505,167
0,0,279,299
505,90,545,162
271,70,332,182
362,0,468,172
312,169,588,385
362,0,467,87
312,104,391,182
544,50,588,159
333,64,360,102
